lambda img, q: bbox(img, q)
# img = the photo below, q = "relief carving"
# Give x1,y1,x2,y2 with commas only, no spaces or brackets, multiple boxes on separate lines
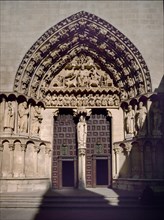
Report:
13,11,152,99
135,102,147,135
125,105,135,137
4,101,15,131
18,101,29,133
31,106,43,135
44,93,120,107
77,115,87,149
49,55,114,90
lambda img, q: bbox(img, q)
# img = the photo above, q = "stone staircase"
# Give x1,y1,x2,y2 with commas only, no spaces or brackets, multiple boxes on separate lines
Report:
0,188,163,209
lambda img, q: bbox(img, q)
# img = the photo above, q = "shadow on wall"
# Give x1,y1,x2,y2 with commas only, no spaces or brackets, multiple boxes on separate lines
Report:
114,76,164,192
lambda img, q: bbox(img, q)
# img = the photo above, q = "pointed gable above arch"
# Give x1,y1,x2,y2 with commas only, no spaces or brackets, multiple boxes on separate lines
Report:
13,11,152,104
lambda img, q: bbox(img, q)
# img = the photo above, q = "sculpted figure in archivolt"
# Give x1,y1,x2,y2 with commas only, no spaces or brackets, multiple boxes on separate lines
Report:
77,115,87,149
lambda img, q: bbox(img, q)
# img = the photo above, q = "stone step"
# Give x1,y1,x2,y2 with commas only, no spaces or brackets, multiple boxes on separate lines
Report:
0,194,145,208
1,189,163,209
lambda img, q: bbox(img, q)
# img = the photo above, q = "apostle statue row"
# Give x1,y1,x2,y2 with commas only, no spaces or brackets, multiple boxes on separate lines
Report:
3,100,43,136
124,101,162,137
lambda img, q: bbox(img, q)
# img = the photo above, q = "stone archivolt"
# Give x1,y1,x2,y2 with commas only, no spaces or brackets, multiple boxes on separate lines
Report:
13,11,151,103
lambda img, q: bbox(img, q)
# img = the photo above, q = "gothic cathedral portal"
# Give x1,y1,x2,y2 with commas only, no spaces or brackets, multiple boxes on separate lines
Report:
1,11,160,193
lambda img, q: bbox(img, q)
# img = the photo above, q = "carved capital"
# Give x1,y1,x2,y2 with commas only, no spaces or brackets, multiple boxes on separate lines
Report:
53,109,59,117
73,108,92,117
106,109,112,117
34,145,40,153
9,144,14,151
113,146,122,154
45,146,51,155
78,148,86,156
124,143,132,153
21,144,27,152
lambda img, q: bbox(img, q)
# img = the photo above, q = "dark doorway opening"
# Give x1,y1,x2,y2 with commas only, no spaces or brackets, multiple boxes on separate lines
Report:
96,159,108,185
62,160,74,187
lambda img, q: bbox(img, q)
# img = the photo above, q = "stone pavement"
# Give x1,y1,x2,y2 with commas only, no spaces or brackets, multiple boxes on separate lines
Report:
0,188,164,220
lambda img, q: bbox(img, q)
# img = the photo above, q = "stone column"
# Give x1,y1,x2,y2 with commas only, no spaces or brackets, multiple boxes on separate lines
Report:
75,109,91,189
0,98,5,132
146,99,152,136
78,148,86,189
20,143,26,177
34,144,40,176
139,145,144,178
124,142,132,177
45,146,51,178
9,143,14,177
113,146,122,178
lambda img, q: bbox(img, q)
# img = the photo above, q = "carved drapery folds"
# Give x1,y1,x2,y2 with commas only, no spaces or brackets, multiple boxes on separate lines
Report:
0,93,44,138
122,94,163,139
13,11,151,104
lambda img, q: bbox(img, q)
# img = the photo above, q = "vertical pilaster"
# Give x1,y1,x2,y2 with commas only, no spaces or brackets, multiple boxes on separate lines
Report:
124,143,132,177
45,146,51,178
113,146,122,178
9,143,14,177
34,144,40,176
0,144,4,176
140,145,144,178
20,143,26,177
147,99,152,136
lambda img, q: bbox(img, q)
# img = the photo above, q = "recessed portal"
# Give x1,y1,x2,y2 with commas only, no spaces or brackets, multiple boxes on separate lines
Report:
96,159,108,186
62,160,74,187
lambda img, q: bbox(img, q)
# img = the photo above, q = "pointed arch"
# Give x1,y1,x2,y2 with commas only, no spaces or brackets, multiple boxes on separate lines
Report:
13,11,152,104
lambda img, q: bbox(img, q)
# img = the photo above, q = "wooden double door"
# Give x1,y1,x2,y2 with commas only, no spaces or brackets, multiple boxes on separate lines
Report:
52,108,111,189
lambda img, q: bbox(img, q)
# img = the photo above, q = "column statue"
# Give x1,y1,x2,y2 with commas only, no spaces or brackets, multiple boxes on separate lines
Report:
77,115,87,149
125,105,135,135
18,101,29,133
136,102,147,134
77,115,87,189
4,101,15,131
31,106,43,135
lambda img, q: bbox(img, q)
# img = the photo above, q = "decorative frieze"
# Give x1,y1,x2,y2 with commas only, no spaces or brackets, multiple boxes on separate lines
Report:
45,93,120,108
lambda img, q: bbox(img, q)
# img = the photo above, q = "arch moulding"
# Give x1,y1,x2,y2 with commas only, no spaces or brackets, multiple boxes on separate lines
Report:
13,11,152,109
